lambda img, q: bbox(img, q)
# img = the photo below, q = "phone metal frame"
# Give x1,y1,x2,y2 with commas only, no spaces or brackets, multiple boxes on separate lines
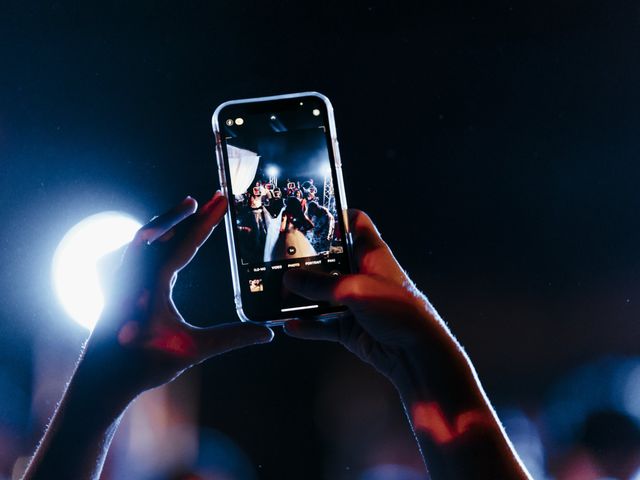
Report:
212,91,354,326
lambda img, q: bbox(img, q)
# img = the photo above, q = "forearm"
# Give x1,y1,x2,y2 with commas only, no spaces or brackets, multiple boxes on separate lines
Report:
23,349,135,480
393,338,531,480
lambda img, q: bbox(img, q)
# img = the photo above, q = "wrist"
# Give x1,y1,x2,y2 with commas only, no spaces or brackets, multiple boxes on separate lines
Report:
70,348,138,420
391,331,488,415
391,338,528,478
22,349,134,480
379,297,487,411
72,336,143,414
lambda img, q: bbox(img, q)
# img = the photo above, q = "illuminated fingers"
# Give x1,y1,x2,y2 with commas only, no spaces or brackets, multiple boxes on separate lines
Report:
166,192,227,273
284,268,425,340
284,269,394,306
348,209,387,253
283,318,342,342
115,197,199,291
133,196,198,246
283,269,342,303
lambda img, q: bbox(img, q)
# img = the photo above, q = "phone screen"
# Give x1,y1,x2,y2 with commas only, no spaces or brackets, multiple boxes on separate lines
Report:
217,94,351,322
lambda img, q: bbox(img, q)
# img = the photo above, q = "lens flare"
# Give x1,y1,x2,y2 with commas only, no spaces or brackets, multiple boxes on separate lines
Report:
52,212,141,330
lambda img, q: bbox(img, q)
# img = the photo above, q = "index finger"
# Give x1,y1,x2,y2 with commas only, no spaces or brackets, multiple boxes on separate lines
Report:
283,269,343,303
283,269,387,306
165,192,228,272
132,196,198,246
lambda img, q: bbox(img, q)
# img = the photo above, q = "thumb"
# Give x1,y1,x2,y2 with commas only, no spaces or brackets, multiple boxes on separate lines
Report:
283,269,343,303
189,322,274,362
283,318,341,342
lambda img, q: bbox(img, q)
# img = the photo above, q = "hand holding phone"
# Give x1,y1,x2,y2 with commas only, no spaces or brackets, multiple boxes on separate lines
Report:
282,210,533,479
213,92,354,324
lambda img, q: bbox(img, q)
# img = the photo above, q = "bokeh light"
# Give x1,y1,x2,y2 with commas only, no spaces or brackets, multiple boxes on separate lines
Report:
266,166,279,177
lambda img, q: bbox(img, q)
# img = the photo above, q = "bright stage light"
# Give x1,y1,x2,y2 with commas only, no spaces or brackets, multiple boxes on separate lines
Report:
266,166,279,177
52,212,142,330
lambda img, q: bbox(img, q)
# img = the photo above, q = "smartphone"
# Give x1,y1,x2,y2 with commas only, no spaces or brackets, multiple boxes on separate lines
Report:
212,92,354,325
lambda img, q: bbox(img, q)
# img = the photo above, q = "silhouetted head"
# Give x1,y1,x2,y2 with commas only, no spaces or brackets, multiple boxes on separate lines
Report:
285,196,304,216
307,200,321,216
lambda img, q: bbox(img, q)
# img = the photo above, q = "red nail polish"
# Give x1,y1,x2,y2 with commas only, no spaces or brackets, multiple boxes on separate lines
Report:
203,193,224,212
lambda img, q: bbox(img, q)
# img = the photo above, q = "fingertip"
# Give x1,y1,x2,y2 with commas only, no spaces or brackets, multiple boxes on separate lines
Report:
347,208,363,223
258,326,275,344
348,208,375,228
211,190,225,202
238,323,275,345
284,269,340,302
282,318,340,342
352,209,379,232
182,195,198,213
203,191,228,214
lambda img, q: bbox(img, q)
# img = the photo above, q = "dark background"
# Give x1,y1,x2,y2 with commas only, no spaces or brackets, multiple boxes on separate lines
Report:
2,1,640,478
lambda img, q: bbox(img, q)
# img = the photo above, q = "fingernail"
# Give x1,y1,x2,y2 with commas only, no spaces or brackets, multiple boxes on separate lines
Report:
178,197,198,219
258,327,275,343
180,196,198,214
203,192,225,212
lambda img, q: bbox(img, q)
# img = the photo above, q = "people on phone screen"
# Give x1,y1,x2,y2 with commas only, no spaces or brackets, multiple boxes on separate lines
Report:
236,177,340,263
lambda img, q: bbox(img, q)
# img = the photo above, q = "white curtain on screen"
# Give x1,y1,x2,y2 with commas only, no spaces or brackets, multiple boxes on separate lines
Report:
227,145,260,195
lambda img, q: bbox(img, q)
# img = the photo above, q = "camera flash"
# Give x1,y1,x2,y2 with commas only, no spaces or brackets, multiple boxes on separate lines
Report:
312,109,320,116
235,118,244,126
299,102,304,106
270,115,276,120
225,119,234,126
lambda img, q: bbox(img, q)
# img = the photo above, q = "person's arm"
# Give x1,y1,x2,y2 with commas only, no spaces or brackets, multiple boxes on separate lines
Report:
280,213,288,232
303,214,314,232
283,209,531,480
327,211,335,240
23,193,273,480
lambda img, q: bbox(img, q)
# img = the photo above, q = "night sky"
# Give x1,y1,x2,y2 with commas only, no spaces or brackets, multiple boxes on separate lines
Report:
2,1,640,478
